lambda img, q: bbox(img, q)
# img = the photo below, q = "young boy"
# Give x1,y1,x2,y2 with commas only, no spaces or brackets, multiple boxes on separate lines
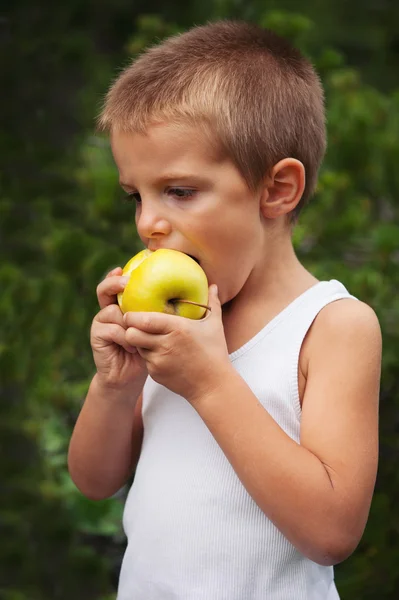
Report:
68,20,382,599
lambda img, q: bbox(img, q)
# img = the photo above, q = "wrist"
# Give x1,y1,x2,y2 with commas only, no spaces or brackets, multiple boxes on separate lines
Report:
187,361,235,409
92,372,145,404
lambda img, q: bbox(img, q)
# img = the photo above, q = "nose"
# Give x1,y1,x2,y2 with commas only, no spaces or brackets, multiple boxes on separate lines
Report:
135,197,172,241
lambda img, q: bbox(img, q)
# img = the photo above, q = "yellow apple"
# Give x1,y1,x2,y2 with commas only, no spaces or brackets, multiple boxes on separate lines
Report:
117,249,209,319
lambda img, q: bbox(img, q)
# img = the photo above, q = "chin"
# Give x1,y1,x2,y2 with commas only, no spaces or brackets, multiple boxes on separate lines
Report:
219,289,236,308
223,281,247,308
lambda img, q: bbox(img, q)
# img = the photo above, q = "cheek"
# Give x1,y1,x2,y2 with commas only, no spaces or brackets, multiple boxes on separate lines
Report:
211,222,258,264
207,234,257,299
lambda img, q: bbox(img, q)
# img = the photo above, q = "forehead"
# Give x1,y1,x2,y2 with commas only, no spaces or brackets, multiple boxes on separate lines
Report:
110,122,224,178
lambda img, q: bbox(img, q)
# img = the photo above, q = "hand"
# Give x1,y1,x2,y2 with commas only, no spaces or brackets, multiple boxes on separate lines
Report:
91,267,148,391
123,285,231,404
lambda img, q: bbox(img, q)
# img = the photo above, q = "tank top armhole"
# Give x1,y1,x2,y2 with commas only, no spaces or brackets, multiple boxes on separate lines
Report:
290,294,359,422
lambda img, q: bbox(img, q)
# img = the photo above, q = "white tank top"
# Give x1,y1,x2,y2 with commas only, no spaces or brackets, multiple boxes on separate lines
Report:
118,279,356,599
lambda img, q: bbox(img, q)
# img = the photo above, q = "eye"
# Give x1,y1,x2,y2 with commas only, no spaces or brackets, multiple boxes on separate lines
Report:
167,188,196,199
124,192,141,204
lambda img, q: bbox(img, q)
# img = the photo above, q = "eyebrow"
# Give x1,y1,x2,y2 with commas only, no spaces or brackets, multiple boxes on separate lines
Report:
119,173,210,188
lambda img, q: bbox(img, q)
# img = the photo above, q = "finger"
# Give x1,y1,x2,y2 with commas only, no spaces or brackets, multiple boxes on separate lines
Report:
95,303,125,326
96,275,130,310
123,311,179,334
106,266,123,278
125,326,162,350
207,284,222,317
92,322,138,354
136,346,151,361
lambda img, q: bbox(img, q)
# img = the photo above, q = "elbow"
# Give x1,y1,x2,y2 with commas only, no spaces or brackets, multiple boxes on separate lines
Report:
310,534,360,567
67,461,116,501
70,475,117,501
75,484,114,502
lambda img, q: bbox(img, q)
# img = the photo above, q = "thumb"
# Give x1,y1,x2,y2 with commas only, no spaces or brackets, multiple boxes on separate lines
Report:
207,284,221,315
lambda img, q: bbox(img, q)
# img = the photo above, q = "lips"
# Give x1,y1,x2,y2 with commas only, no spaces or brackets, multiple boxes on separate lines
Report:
187,254,200,264
149,247,200,265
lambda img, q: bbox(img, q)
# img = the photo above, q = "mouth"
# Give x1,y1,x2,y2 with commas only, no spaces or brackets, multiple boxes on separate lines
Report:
149,247,201,265
187,254,200,265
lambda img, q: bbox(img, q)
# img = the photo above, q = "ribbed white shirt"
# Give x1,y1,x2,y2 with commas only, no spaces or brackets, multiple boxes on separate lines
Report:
118,279,356,599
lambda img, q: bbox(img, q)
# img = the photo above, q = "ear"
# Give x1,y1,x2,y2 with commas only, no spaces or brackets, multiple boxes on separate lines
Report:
260,158,305,219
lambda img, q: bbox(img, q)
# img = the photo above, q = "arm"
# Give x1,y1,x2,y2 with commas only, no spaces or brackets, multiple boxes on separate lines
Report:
68,266,147,500
191,299,381,566
68,376,144,500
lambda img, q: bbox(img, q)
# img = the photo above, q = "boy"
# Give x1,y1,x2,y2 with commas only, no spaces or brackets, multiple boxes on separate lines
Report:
68,20,382,599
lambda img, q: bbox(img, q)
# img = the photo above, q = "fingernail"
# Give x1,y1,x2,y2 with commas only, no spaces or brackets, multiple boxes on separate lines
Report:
120,276,130,287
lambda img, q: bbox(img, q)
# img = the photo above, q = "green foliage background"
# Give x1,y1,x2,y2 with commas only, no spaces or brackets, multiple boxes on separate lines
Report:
1,1,398,598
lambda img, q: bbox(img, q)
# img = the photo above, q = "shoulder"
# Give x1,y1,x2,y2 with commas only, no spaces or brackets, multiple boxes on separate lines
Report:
300,297,382,384
311,297,382,350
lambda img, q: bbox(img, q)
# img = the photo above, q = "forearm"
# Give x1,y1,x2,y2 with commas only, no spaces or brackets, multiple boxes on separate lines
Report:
193,368,356,566
68,374,142,500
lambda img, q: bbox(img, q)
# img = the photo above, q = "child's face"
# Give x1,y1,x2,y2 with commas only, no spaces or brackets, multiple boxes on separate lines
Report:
111,122,267,305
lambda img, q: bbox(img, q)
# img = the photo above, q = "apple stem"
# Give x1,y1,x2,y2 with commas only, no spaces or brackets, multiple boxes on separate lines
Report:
171,299,212,313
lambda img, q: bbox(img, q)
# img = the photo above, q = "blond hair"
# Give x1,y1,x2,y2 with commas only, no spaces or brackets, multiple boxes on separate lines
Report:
98,20,326,217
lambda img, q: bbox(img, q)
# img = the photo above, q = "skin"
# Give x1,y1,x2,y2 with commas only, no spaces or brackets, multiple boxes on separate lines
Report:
68,122,381,567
